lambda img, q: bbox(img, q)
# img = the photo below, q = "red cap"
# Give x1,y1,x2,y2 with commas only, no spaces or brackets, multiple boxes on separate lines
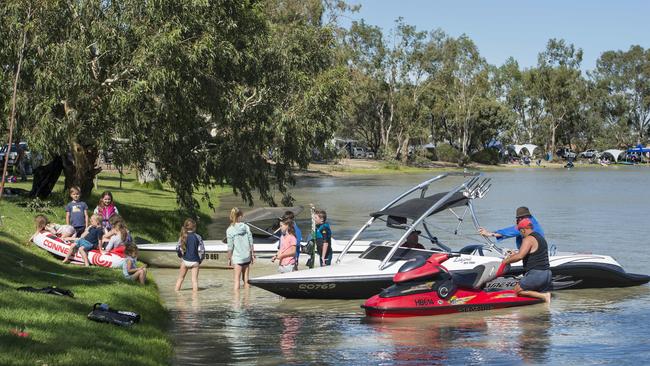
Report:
517,218,533,230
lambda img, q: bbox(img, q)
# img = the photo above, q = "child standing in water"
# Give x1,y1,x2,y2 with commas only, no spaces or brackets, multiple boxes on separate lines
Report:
174,219,205,292
122,244,147,285
272,218,297,273
65,186,88,238
226,208,255,290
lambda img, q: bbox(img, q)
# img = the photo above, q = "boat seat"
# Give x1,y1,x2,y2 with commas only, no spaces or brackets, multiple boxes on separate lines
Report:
452,262,501,289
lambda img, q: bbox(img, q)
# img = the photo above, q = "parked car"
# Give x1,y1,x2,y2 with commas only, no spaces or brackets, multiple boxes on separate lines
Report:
0,142,30,166
579,149,600,159
556,147,577,160
352,146,367,158
0,142,32,175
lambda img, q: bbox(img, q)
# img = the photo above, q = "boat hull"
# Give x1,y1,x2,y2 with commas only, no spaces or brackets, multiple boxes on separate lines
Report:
249,247,650,299
137,239,372,269
362,289,543,318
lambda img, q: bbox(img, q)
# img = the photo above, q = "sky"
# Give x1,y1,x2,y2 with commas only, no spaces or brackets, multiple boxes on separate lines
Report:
342,0,649,71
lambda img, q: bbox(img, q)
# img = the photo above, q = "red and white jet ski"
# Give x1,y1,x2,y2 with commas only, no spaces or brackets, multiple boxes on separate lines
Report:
32,232,126,268
362,253,543,318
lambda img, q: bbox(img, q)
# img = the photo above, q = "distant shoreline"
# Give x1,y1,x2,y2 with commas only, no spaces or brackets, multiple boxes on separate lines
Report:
299,158,647,177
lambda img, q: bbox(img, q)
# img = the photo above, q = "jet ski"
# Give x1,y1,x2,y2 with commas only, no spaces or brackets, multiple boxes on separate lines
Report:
362,253,543,318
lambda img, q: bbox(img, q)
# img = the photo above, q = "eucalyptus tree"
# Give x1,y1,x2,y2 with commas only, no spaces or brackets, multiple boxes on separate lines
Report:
387,19,434,160
431,35,493,157
591,45,650,144
494,58,546,145
531,38,584,159
342,18,439,159
340,19,388,156
0,0,347,212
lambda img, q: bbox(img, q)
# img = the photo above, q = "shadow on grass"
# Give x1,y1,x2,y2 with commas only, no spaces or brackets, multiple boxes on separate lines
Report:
0,240,172,365
118,202,215,242
96,174,136,183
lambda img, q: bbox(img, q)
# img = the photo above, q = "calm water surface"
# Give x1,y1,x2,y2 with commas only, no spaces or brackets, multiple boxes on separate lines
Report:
152,168,650,365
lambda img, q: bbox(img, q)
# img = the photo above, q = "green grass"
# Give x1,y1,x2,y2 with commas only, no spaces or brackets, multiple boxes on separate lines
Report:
0,171,226,365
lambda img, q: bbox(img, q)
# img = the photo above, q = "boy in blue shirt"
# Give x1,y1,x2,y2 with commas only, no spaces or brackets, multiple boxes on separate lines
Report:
65,186,88,238
313,209,332,266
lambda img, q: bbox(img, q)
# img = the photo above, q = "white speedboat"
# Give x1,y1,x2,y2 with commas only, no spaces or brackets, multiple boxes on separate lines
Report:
137,237,371,269
249,173,649,299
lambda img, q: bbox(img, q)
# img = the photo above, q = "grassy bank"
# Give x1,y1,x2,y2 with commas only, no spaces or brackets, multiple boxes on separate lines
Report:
0,171,225,365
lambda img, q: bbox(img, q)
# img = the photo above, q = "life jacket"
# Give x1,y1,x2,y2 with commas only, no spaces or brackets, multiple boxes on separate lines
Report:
97,204,117,230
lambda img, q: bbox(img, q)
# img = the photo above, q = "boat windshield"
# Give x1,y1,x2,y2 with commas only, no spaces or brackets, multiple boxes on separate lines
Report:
359,244,444,262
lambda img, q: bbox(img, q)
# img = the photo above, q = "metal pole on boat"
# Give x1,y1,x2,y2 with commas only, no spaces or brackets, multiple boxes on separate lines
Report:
467,200,506,257
378,181,470,270
335,173,451,264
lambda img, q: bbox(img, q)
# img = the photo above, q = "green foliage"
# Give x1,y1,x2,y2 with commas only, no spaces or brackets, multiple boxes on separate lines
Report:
18,198,57,216
0,0,347,215
591,45,650,143
435,143,462,163
471,148,500,165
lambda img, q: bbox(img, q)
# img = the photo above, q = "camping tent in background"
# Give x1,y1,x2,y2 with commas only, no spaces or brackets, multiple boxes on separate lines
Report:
627,144,650,154
601,149,625,163
507,144,539,156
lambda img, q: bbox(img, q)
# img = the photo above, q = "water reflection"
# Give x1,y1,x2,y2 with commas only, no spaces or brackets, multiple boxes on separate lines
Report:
363,306,553,365
279,315,302,361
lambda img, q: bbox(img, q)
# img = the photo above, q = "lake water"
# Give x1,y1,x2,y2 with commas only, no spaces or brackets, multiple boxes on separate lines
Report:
151,167,650,365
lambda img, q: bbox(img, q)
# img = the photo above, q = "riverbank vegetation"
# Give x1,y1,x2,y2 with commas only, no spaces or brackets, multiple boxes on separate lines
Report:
0,171,223,365
339,20,649,165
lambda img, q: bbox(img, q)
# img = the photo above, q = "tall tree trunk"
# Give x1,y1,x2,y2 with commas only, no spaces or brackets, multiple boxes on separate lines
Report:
63,140,102,200
0,6,30,202
550,124,557,162
399,135,410,163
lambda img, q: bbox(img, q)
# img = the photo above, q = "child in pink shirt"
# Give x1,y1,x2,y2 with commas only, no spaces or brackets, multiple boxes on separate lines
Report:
272,218,297,273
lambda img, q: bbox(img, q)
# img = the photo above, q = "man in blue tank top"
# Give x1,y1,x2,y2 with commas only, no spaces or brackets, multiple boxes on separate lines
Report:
501,218,552,304
479,206,544,250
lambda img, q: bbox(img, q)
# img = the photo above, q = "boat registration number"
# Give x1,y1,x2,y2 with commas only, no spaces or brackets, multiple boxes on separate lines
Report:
298,283,336,290
204,253,220,260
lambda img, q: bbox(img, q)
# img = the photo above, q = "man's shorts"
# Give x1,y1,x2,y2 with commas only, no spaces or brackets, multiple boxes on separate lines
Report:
520,269,552,292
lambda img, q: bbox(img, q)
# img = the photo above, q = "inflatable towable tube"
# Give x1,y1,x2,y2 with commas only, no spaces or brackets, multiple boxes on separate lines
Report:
32,233,126,268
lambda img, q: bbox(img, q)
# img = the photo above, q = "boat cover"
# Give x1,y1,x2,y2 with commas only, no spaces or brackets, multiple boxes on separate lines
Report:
370,192,468,220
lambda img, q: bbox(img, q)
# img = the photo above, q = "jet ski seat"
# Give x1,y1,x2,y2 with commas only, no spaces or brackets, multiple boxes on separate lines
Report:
452,262,501,289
